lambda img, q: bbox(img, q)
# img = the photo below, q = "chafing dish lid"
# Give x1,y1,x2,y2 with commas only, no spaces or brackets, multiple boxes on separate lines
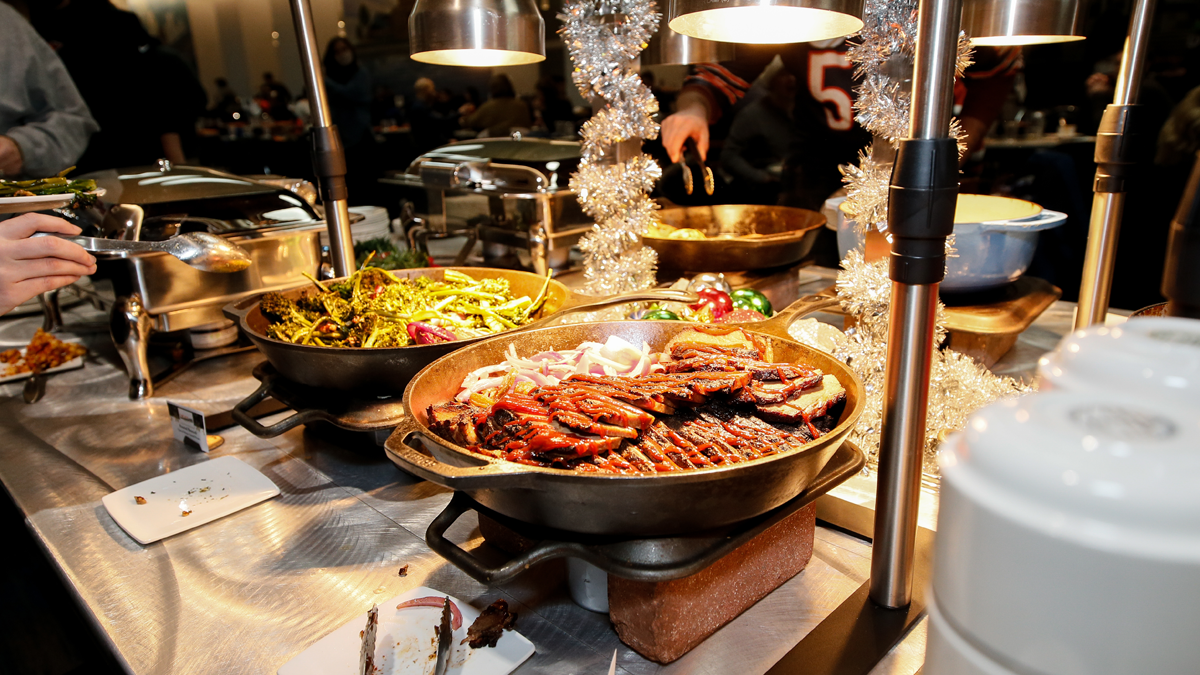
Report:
85,165,323,239
407,138,581,186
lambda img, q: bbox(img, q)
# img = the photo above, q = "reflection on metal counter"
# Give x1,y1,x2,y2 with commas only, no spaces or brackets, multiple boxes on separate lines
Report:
380,138,590,275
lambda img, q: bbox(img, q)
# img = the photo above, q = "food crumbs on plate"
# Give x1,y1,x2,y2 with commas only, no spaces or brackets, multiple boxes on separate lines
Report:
398,564,408,577
134,496,147,505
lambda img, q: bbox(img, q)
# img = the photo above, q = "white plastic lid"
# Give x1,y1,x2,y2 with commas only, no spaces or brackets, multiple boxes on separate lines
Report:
941,391,1200,557
1038,317,1200,402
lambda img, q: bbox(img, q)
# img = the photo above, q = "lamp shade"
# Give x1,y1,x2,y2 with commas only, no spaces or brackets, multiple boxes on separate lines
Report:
667,0,863,45
410,0,545,66
963,0,1083,45
642,25,735,65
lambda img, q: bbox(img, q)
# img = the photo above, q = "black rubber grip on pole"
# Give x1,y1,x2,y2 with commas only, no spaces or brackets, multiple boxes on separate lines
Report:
1162,151,1200,319
311,125,349,202
887,138,959,285
1093,104,1148,194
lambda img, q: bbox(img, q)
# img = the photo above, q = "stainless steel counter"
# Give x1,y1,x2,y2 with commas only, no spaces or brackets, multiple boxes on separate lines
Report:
0,272,1089,675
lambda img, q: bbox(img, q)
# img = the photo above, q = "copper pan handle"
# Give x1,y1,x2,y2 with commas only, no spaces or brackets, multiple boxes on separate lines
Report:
736,291,841,341
384,417,536,489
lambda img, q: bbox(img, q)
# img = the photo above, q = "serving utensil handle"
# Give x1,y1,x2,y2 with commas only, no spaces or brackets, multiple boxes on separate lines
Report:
31,232,159,254
741,291,841,340
558,288,699,316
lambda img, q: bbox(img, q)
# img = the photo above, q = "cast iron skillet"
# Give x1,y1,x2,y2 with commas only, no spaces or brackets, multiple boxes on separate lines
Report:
385,303,861,537
223,266,696,395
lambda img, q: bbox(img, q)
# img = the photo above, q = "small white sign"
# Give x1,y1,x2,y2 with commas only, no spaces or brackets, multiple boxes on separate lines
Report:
168,402,210,452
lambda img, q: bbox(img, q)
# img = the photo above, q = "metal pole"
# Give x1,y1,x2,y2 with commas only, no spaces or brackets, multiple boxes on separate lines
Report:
1074,0,1156,328
289,0,356,277
870,0,962,610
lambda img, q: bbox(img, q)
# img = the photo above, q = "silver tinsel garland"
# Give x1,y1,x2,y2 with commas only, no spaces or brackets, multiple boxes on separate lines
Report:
825,3,1032,471
560,0,663,294
841,0,972,231
796,251,1031,473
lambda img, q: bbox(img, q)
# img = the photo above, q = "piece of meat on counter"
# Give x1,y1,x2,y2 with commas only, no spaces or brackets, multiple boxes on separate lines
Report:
462,599,518,649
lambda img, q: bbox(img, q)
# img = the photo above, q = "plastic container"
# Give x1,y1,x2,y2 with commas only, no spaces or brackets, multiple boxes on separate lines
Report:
933,391,1200,675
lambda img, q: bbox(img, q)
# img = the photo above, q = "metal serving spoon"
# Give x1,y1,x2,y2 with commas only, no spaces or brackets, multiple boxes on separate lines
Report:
35,232,252,273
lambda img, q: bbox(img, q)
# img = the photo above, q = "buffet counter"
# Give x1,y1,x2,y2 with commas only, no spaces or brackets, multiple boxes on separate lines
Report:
0,269,1096,675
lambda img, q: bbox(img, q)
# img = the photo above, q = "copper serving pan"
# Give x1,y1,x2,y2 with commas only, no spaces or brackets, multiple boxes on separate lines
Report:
385,304,862,536
223,267,695,395
645,204,826,272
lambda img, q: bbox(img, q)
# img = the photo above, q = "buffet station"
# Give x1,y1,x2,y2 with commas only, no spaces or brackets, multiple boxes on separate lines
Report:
3,0,1200,669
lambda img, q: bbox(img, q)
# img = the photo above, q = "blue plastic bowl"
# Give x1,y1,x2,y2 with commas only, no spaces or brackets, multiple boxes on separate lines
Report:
830,199,1067,292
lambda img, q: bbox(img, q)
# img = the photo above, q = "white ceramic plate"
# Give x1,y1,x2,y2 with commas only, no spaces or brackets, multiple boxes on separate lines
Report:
0,188,106,214
101,455,280,545
278,586,535,675
0,349,85,384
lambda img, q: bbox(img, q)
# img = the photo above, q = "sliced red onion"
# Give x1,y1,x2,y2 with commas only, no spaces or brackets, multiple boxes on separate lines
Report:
396,596,462,631
407,322,457,344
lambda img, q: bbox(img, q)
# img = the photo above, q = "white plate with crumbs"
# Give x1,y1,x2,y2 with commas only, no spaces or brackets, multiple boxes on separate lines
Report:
278,586,535,675
101,455,279,545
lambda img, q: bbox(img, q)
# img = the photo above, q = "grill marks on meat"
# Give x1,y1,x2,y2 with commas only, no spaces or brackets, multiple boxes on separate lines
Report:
427,344,847,474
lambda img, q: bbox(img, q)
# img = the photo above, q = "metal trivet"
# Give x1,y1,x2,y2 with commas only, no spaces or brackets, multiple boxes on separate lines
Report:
425,441,866,584
232,362,406,439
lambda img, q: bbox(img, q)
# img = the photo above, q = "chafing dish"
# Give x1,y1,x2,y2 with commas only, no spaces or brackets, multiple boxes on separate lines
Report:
380,138,590,274
82,163,326,399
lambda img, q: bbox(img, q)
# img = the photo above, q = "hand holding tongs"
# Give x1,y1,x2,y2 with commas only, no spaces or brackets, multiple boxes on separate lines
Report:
678,138,715,196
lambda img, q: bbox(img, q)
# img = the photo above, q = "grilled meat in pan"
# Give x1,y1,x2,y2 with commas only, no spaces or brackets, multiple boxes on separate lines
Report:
428,341,846,475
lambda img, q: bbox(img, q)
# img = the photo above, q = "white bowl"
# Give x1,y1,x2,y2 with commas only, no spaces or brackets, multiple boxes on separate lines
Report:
935,391,1200,675
1037,316,1200,404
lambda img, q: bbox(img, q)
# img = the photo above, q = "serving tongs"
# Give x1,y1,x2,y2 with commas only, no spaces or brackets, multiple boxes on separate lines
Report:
678,138,714,196
33,231,252,273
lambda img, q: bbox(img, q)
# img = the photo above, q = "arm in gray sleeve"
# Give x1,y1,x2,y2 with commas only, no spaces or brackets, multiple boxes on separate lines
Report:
0,4,98,177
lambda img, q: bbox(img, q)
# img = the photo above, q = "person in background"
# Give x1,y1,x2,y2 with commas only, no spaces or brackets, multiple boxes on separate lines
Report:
461,74,532,138
209,77,244,123
0,213,96,315
371,84,402,126
721,67,798,205
0,1,97,178
409,77,454,152
662,42,1018,210
30,0,206,170
534,74,575,137
258,72,295,121
323,38,372,146
322,37,377,205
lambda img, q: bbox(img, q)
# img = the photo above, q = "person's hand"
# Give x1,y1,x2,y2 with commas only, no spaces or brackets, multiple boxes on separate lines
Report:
0,135,24,177
0,213,97,315
458,102,476,116
661,98,710,164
